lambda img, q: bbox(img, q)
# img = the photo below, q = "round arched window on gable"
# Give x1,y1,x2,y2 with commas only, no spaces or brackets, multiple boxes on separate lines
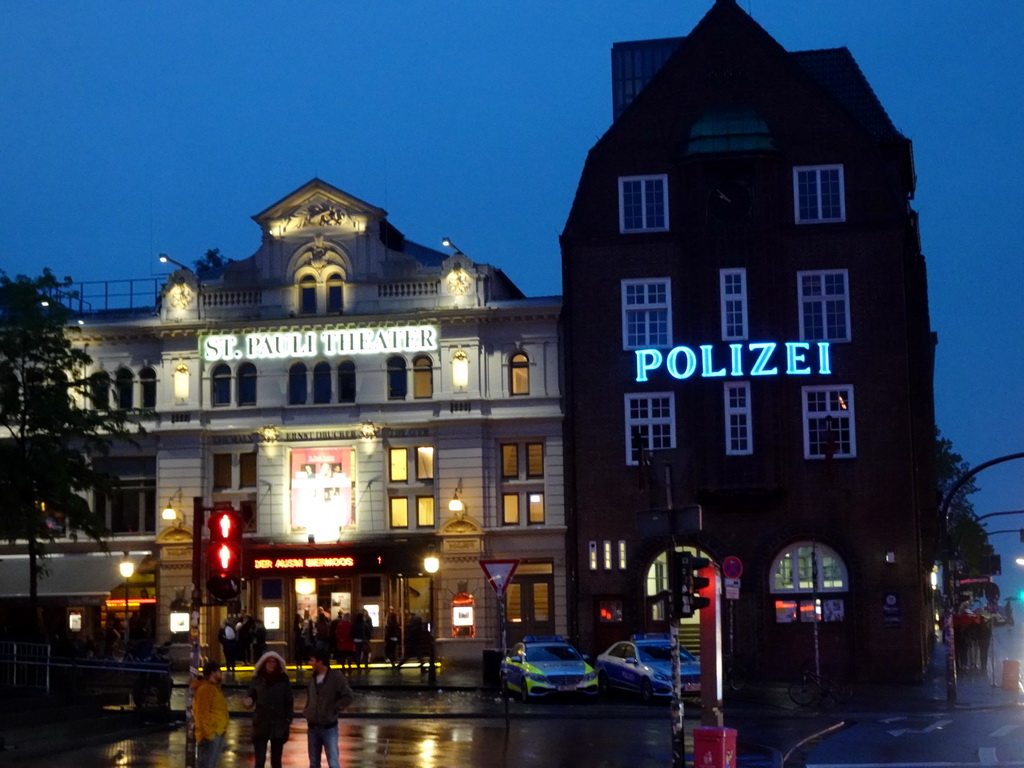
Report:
298,274,317,314
510,352,529,395
769,541,848,624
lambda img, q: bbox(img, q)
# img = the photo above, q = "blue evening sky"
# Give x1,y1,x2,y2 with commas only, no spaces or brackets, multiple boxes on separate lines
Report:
2,2,1022,597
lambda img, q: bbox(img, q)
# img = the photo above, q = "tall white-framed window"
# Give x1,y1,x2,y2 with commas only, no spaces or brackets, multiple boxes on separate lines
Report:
619,174,669,233
720,268,748,340
624,392,675,465
724,382,752,456
798,269,850,342
622,278,671,350
802,385,855,459
793,164,845,223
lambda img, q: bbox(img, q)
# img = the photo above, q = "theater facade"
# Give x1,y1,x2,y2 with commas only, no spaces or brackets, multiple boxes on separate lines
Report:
11,178,564,663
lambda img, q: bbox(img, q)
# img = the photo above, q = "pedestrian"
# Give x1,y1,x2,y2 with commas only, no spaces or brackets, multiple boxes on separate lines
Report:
218,619,239,673
253,618,268,660
400,612,425,669
193,662,228,768
243,651,293,768
384,608,400,669
334,612,355,669
351,611,371,669
304,648,354,768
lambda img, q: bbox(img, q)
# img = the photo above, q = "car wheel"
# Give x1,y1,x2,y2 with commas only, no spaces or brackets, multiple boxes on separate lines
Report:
639,678,654,704
598,671,610,695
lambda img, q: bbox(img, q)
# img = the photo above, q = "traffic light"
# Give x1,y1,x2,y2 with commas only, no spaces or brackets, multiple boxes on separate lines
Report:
676,552,712,617
206,507,242,602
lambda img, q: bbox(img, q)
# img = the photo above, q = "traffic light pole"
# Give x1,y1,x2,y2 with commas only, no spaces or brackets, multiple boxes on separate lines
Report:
185,498,205,768
669,539,685,768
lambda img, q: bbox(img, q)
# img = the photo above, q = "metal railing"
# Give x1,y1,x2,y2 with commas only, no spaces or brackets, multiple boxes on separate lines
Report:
0,640,51,692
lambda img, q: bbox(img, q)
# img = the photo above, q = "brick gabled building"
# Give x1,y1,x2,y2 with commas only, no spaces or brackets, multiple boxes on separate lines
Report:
561,0,936,681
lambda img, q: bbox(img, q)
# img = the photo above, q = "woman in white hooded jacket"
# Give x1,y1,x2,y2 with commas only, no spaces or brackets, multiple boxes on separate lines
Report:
243,651,294,768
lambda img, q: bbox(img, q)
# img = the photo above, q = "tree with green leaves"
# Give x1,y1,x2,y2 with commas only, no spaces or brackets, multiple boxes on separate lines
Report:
0,270,146,635
194,248,229,275
936,429,991,577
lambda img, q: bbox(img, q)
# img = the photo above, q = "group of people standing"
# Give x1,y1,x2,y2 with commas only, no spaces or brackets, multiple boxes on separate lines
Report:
294,606,378,669
193,647,354,768
217,614,267,673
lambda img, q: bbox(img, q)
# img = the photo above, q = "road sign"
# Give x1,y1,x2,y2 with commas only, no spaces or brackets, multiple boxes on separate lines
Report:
724,577,740,600
722,555,743,579
480,559,519,599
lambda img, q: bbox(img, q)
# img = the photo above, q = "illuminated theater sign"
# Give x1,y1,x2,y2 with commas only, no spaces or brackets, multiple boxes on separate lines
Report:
254,556,356,570
635,341,832,383
201,324,439,362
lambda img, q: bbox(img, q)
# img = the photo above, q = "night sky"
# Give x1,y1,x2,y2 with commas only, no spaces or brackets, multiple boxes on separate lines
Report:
2,2,1022,598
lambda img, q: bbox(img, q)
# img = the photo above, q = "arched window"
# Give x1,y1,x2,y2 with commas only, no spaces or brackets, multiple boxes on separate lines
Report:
237,362,257,406
211,364,231,407
327,273,344,314
288,363,308,405
139,367,157,409
338,360,356,403
115,368,134,409
510,352,530,395
89,371,110,410
313,362,332,404
412,356,433,399
769,541,847,593
387,357,407,400
299,275,317,314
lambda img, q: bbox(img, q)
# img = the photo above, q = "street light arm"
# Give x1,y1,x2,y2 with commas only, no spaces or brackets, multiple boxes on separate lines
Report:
975,509,1024,523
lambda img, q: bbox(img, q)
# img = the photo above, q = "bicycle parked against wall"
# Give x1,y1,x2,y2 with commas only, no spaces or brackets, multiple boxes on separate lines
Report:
788,666,851,707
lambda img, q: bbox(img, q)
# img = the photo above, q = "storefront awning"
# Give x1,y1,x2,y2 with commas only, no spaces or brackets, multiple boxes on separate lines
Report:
0,551,150,599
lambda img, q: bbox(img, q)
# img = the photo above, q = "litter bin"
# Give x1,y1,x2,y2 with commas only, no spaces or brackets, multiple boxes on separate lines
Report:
1002,659,1020,692
482,648,503,685
693,727,737,768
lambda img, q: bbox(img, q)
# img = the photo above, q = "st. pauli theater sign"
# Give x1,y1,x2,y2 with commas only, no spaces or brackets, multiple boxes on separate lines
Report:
634,340,833,383
200,324,440,362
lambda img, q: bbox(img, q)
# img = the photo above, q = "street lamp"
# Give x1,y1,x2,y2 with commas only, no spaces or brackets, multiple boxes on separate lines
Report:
158,253,190,271
423,553,440,685
119,553,134,652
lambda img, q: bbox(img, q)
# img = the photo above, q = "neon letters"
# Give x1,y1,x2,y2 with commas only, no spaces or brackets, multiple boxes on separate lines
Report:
635,341,832,382
201,324,439,362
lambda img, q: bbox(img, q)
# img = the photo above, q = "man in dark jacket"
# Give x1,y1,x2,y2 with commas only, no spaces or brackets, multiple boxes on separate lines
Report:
304,648,354,768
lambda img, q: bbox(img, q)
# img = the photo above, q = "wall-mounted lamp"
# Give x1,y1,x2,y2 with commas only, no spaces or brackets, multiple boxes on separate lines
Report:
158,253,190,271
162,489,184,522
441,237,465,255
451,349,469,392
448,481,465,515
359,421,380,441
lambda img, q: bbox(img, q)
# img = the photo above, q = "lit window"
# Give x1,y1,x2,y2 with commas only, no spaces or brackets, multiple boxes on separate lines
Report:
769,541,847,623
510,352,529,395
389,497,409,529
389,448,409,483
589,541,598,571
799,270,850,342
415,447,434,480
720,268,748,341
803,386,855,459
619,174,669,232
603,540,613,570
618,540,627,570
724,382,752,456
412,356,433,399
416,496,435,527
528,493,545,524
502,493,520,525
622,278,671,350
794,165,845,223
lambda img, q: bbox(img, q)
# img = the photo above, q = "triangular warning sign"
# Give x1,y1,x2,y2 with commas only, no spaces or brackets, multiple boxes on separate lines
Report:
479,559,520,599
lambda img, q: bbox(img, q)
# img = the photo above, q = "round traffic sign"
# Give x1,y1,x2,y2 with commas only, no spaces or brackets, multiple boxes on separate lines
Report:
722,555,743,579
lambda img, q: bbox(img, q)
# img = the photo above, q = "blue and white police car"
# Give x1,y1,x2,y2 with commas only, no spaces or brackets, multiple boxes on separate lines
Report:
595,633,701,702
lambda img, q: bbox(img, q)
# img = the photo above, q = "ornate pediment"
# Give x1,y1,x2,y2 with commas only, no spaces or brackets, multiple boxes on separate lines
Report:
156,525,194,544
253,179,387,240
439,515,483,536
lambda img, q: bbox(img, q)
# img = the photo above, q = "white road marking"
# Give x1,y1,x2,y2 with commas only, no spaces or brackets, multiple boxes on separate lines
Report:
990,725,1022,738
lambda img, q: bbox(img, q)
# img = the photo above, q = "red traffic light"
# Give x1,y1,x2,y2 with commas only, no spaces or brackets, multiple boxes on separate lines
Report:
206,508,243,602
208,509,241,543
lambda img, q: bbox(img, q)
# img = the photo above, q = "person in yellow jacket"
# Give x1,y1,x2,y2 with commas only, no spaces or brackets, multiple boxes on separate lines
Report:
193,662,229,768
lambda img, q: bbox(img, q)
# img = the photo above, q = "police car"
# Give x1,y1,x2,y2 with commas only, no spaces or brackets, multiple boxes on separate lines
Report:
595,633,701,702
499,635,599,701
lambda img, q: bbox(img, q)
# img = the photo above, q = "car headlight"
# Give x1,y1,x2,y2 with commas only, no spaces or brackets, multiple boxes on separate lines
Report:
582,671,597,682
653,671,671,683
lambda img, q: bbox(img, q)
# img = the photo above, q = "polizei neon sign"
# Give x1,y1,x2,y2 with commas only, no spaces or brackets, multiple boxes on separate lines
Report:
635,341,832,382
